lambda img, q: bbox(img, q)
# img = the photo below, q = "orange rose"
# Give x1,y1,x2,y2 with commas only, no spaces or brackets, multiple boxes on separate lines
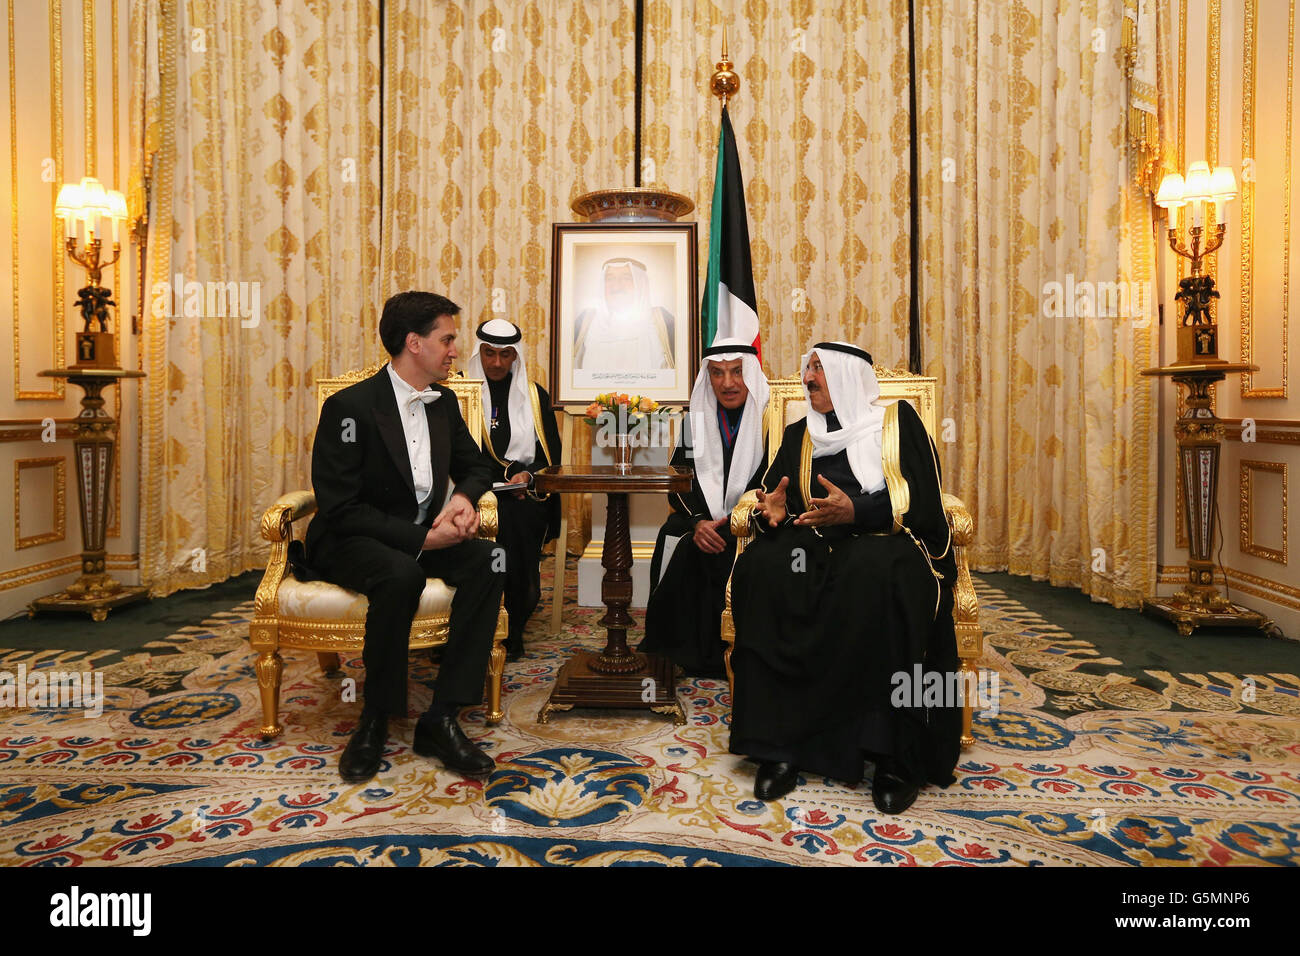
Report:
585,402,601,419
638,397,654,412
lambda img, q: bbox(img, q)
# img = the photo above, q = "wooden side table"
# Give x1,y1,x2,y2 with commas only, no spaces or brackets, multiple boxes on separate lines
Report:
29,367,148,621
533,464,693,724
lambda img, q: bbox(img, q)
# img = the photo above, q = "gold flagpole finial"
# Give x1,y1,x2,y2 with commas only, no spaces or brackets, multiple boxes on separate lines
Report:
710,24,740,107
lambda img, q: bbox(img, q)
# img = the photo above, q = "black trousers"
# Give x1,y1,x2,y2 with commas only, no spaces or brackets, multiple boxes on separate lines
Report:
640,512,735,678
494,493,550,641
313,535,505,716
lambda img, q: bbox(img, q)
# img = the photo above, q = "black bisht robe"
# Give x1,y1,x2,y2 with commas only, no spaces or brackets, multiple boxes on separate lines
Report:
482,375,563,642
728,400,961,787
640,404,766,677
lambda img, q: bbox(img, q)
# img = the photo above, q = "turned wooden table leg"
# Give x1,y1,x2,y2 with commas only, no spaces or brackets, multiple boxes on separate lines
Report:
592,491,642,674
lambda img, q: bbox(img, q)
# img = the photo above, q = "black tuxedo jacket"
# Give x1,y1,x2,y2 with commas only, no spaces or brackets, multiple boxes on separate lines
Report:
305,366,494,562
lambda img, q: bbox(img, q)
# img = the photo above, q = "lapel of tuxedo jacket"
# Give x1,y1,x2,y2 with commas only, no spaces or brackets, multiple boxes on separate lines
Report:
370,369,418,500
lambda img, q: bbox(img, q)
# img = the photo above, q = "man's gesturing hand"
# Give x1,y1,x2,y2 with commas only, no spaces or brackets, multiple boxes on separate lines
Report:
754,475,789,527
693,517,728,554
794,474,854,527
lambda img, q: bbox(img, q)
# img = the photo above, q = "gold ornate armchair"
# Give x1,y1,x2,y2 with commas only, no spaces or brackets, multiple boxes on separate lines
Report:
249,365,508,739
719,370,983,748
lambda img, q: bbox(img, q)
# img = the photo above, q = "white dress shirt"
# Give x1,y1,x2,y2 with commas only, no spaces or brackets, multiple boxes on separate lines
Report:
386,363,440,524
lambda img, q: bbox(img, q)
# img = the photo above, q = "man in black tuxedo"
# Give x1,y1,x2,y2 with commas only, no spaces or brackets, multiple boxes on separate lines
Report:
305,291,504,783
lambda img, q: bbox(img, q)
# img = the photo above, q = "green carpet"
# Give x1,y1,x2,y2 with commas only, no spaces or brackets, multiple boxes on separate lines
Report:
981,572,1298,673
0,571,262,652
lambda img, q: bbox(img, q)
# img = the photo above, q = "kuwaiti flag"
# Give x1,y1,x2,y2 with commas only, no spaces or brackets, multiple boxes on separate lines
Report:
701,105,761,362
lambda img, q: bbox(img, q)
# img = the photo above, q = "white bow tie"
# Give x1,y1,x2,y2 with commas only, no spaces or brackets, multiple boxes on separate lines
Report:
406,388,439,409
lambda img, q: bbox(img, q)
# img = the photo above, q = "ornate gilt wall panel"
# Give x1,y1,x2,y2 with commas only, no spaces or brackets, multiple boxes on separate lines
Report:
1239,458,1287,562
1239,0,1292,399
14,455,65,548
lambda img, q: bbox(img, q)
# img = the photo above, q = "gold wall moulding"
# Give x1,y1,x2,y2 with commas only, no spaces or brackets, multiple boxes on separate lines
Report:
1225,427,1300,444
1160,563,1300,597
1239,0,1292,400
0,419,78,442
14,456,65,549
570,188,695,223
1157,564,1300,610
0,555,79,591
1239,460,1288,563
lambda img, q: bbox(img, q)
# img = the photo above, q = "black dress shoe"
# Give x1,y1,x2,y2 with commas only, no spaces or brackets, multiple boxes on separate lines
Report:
754,761,800,801
504,636,524,663
413,713,495,775
871,766,921,815
339,712,388,784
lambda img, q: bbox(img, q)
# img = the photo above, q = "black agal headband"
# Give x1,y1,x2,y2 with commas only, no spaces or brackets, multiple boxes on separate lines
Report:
702,343,758,358
476,319,521,345
811,341,872,364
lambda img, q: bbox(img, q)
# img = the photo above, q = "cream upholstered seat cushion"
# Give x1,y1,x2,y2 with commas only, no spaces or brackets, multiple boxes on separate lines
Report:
276,574,457,622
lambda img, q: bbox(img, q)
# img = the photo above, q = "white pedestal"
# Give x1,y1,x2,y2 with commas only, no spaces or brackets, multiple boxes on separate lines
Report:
577,440,672,608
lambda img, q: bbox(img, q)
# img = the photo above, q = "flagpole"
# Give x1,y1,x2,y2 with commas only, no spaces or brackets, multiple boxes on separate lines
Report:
703,26,740,353
702,26,761,362
710,25,740,107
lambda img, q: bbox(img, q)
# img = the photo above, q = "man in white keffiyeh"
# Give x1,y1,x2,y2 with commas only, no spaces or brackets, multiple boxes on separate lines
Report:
465,319,563,661
640,338,769,677
730,341,960,816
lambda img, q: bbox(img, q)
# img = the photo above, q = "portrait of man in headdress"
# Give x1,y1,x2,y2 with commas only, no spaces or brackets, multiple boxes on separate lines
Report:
573,256,676,372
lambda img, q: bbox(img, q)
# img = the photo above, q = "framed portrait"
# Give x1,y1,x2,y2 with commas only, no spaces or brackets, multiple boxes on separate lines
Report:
548,221,698,407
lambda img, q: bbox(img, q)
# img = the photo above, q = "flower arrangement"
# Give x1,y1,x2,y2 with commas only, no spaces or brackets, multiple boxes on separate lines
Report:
582,392,660,429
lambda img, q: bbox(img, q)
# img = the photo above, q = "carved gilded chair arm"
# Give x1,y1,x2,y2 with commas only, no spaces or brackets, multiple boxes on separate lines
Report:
720,490,762,664
941,493,974,547
941,492,981,648
260,491,318,542
255,491,316,618
730,489,761,541
476,491,499,540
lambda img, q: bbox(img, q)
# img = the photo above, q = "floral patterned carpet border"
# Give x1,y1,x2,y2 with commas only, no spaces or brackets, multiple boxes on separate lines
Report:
1,577,1297,867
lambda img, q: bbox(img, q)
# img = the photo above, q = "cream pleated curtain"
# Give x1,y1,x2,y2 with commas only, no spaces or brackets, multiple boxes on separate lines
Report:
380,0,634,375
642,0,914,374
134,0,382,595
381,0,636,553
915,0,1160,607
